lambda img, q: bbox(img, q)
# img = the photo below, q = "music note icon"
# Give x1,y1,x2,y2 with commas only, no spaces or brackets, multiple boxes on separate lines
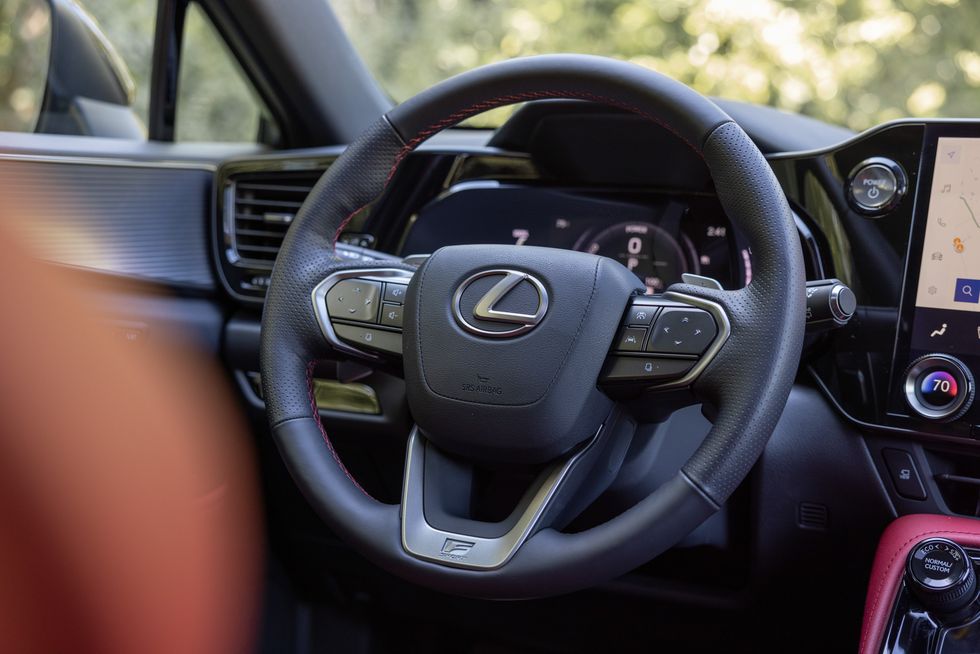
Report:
941,183,952,193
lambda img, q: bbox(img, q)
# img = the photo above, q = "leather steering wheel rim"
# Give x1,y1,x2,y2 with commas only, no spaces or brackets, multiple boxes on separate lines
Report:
260,54,805,599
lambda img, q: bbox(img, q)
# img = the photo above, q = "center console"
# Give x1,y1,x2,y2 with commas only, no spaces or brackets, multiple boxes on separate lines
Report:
893,129,980,435
862,514,980,654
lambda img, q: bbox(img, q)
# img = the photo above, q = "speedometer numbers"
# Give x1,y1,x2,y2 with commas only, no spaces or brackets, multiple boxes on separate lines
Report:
579,221,690,294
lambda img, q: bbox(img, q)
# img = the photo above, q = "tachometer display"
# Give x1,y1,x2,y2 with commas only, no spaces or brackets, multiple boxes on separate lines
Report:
576,221,691,294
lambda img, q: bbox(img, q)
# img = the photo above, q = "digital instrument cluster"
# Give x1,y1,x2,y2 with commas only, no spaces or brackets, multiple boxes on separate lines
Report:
399,184,749,293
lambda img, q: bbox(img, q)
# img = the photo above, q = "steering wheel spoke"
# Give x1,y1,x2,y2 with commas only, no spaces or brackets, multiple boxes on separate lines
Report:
311,267,415,360
401,407,635,570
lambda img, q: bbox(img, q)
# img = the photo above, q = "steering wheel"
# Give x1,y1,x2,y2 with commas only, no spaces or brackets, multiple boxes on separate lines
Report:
260,54,804,599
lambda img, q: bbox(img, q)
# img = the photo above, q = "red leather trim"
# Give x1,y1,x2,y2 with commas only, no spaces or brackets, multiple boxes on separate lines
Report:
860,514,980,654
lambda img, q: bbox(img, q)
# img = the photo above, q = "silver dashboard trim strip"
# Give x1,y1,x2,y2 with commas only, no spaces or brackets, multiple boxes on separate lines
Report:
0,151,216,171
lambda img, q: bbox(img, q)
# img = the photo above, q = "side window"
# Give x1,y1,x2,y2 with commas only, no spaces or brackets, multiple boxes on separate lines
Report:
81,0,155,133
0,0,52,133
175,3,271,143
0,0,272,143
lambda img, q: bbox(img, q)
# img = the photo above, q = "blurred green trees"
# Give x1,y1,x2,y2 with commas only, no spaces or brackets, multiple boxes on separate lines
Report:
332,0,980,131
0,0,51,132
5,0,980,139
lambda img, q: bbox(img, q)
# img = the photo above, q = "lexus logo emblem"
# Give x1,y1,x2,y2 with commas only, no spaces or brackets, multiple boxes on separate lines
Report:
452,269,549,338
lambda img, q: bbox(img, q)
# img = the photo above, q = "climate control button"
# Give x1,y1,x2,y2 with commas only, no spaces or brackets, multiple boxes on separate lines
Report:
904,354,975,422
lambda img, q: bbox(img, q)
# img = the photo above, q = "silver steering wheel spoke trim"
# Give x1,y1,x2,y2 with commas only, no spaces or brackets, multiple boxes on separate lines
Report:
400,424,603,570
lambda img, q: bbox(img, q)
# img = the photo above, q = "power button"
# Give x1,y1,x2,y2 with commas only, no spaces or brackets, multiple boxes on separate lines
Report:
847,158,907,215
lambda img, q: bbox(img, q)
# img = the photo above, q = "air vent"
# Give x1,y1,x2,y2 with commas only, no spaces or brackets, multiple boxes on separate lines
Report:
216,158,392,302
797,502,829,530
225,170,323,268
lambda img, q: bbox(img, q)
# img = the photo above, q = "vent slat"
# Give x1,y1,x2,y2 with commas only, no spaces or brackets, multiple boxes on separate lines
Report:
236,182,315,194
235,228,289,239
234,213,293,225
235,198,304,209
236,244,281,255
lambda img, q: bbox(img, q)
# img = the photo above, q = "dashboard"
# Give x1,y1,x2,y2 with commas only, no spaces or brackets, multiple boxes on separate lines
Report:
12,99,980,646
201,106,980,537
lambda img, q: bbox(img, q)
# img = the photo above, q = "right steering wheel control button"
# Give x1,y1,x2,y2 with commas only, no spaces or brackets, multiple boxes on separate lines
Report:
334,323,403,356
326,279,383,323
601,356,695,382
626,305,658,326
647,308,717,355
615,327,647,351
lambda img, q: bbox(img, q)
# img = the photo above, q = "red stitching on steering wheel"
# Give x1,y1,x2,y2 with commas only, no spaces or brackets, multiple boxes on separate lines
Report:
306,359,370,497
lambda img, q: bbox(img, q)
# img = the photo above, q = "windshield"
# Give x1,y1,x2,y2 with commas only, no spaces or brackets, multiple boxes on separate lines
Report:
331,0,980,131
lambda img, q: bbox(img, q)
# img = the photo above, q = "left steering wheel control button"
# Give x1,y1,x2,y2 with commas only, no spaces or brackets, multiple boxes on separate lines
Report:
615,327,647,352
601,356,695,382
326,279,382,323
646,308,717,355
381,303,404,328
383,282,408,304
334,324,403,356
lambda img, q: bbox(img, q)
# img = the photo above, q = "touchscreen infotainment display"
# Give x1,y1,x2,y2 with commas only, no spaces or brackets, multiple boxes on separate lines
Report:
911,136,980,353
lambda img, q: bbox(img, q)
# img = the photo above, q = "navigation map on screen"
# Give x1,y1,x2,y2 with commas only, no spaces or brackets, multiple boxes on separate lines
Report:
915,137,980,314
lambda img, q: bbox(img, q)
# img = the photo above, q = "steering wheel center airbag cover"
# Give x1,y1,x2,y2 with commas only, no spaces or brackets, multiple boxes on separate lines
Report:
452,268,549,337
404,244,641,462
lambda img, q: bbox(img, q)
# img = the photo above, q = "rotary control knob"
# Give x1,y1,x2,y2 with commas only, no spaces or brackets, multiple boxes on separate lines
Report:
907,538,977,616
904,354,975,422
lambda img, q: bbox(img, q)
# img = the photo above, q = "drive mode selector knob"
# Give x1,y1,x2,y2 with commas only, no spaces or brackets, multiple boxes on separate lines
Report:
907,538,977,615
904,354,975,422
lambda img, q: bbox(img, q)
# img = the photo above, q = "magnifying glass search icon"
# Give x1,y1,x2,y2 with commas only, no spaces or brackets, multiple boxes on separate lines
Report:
964,285,974,297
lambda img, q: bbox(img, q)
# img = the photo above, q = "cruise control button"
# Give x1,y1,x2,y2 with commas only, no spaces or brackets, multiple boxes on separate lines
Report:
326,279,382,323
334,323,402,356
600,356,695,382
626,305,658,326
647,308,717,355
383,282,408,304
381,303,404,328
615,327,647,352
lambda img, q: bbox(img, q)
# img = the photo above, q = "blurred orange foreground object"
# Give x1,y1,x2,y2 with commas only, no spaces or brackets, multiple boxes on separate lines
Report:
0,230,262,654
